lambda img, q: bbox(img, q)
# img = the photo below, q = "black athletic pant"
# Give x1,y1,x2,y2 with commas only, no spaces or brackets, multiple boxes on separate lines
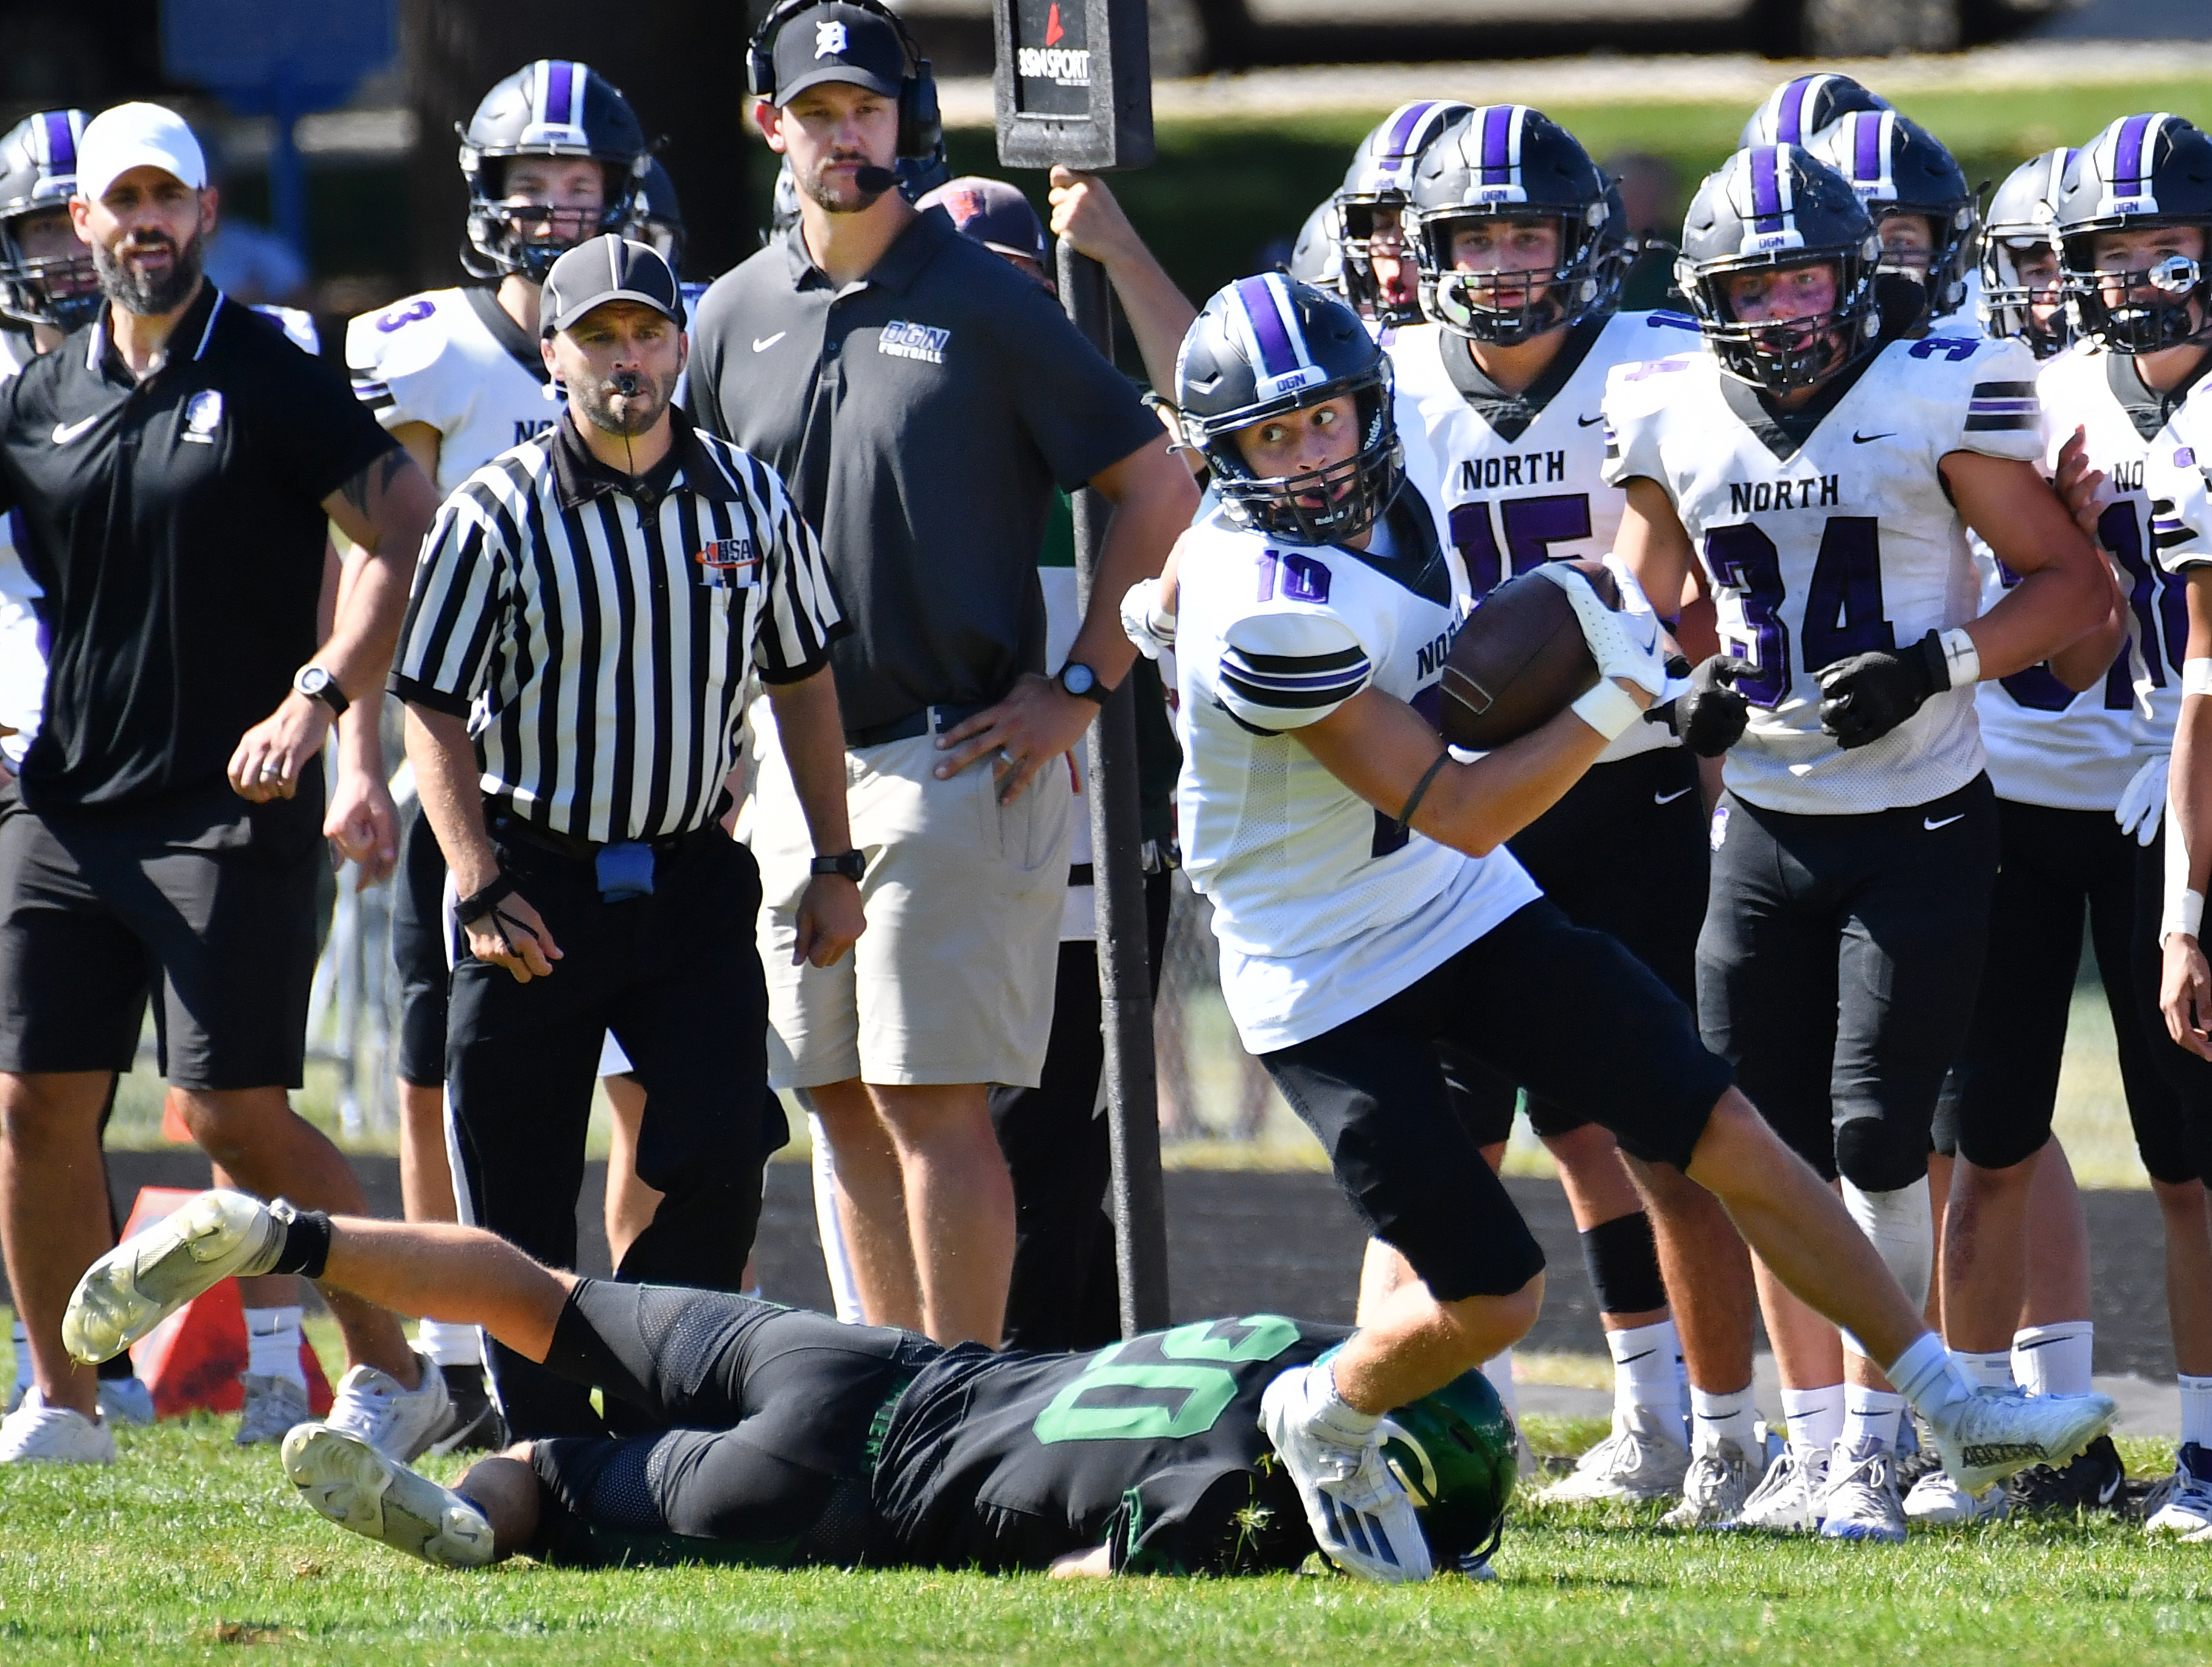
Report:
526,1281,936,1567
447,814,773,1438
390,807,450,1090
987,869,1172,1353
2133,827,2212,1188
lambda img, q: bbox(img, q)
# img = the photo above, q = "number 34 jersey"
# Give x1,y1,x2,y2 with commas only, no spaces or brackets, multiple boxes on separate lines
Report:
1604,332,2044,815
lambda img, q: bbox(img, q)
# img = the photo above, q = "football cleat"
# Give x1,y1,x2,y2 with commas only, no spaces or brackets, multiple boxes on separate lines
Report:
1903,1467,2008,1525
0,1387,114,1464
95,1374,156,1427
1819,1440,1907,1544
1663,1438,1760,1530
235,1373,313,1449
1728,1444,1828,1534
282,1424,496,1568
1539,1404,1689,1505
2143,1445,2212,1537
426,1363,508,1458
1261,1365,1434,1584
2006,1433,2126,1514
63,1189,285,1365
326,1352,453,1464
1923,1385,2115,1497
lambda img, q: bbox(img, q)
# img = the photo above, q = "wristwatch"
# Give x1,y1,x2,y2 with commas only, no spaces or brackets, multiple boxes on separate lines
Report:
292,664,349,717
810,850,866,882
1057,661,1110,704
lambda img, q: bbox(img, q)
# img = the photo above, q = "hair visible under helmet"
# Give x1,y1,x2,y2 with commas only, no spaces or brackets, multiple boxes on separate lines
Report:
458,60,649,283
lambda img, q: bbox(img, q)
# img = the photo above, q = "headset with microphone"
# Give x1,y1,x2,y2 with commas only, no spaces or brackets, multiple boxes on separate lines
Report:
746,0,945,199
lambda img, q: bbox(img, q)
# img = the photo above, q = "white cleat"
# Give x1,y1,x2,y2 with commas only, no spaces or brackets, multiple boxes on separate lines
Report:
1539,1405,1689,1505
236,1373,313,1448
1818,1440,1907,1544
1924,1385,2116,1497
281,1424,495,1568
1904,1467,2008,1525
326,1352,452,1464
96,1375,156,1427
2143,1466,2212,1538
0,1387,116,1464
1259,1365,1433,1584
63,1189,284,1365
1728,1444,1829,1534
1663,1438,1760,1530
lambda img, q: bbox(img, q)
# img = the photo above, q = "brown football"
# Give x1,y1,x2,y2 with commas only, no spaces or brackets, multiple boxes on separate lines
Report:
1439,558,1621,751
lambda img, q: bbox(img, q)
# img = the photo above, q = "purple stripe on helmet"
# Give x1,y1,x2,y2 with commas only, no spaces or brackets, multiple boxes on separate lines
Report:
1777,79,1811,146
1750,147,1781,224
1385,102,1435,163
1481,105,1513,185
544,61,577,127
41,111,75,173
1234,276,1301,381
2115,112,2153,189
1854,114,1882,186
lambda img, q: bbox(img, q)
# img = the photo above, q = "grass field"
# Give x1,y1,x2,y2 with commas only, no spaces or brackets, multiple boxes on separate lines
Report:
0,1407,2204,1665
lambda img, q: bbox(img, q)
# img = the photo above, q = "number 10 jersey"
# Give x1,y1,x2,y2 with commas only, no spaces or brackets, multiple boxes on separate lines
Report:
1603,332,2045,815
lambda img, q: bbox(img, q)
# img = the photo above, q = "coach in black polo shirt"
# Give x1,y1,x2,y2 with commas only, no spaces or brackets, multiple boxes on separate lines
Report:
0,103,443,1461
687,1,1196,1348
396,236,862,1437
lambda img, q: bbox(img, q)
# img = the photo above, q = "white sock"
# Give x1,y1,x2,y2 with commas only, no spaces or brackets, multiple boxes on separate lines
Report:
11,1317,30,1396
243,1306,307,1388
2013,1321,2093,1397
1607,1319,1682,1421
1689,1384,1758,1456
1952,1348,2016,1391
415,1318,481,1370
1781,1384,1846,1459
1841,1384,1906,1452
1311,1357,1381,1444
1885,1329,1974,1424
808,1112,866,1326
1481,1348,1518,1424
2179,1374,2212,1450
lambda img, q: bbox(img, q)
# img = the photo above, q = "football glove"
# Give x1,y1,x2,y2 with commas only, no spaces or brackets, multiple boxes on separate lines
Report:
2118,751,2168,846
1817,629,1950,751
1645,653,1754,757
1119,577,1177,661
1531,557,1669,697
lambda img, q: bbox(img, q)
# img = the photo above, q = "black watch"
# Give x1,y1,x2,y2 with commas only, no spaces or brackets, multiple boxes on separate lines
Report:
292,664,349,717
1057,661,1110,704
810,850,865,882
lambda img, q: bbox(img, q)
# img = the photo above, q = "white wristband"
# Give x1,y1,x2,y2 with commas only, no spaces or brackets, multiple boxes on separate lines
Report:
1937,627,1981,689
2166,887,2205,945
2185,658,2212,698
1571,679,1644,742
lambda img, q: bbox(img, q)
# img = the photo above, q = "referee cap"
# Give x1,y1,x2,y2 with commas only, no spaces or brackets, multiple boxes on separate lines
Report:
75,103,206,203
916,176,1048,266
540,233,685,337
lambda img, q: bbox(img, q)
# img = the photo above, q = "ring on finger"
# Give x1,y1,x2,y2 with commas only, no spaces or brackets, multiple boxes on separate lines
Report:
998,746,1020,769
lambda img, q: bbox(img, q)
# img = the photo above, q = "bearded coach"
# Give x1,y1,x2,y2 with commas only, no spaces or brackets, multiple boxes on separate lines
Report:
686,1,1197,1349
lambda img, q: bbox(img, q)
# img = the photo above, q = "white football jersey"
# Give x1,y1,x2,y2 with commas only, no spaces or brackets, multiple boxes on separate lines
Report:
346,287,560,494
1604,330,2044,815
0,327,44,763
2143,384,2212,578
1175,496,1539,1052
1968,344,2159,811
1393,307,1703,763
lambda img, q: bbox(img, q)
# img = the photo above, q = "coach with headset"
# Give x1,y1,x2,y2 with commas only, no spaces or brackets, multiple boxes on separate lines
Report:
687,0,1196,1349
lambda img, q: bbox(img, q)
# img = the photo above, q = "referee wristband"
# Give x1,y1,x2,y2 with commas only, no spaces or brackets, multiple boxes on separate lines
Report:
1571,679,1645,742
454,873,517,927
2166,887,2205,946
1936,627,1980,690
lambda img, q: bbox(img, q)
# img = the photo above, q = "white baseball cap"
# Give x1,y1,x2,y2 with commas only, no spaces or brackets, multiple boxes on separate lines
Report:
74,103,207,204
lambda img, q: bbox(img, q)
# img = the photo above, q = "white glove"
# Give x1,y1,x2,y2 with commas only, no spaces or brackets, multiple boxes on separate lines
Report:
1531,558,1669,697
1120,577,1177,661
2118,751,2169,846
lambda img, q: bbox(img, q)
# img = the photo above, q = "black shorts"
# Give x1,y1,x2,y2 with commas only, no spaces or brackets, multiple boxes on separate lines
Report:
2131,828,2212,1187
1261,898,1731,1303
1447,747,1711,1148
528,1281,931,1567
389,807,449,1089
0,777,322,1090
1697,776,1997,1190
1935,799,2187,1179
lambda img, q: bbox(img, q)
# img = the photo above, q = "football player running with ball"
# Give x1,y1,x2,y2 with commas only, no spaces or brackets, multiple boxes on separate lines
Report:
1388,102,1768,1525
1606,144,2117,1542
1143,270,2110,1580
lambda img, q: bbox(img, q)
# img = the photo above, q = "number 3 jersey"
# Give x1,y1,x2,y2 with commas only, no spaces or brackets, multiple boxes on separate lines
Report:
344,287,560,494
1391,307,1703,765
1175,494,1540,1053
1603,332,2045,815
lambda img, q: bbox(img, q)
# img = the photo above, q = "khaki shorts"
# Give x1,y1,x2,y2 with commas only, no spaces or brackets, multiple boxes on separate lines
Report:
748,700,1072,1089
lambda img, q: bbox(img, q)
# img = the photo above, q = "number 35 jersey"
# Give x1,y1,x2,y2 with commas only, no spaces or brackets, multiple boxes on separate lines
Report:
1392,307,1703,765
1604,333,2044,815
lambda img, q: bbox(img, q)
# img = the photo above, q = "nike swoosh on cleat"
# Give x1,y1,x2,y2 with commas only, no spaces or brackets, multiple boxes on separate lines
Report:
1578,414,1604,426
1654,787,1694,805
51,414,99,444
751,332,787,353
1852,430,1896,444
2098,1470,2124,1506
1924,813,1966,831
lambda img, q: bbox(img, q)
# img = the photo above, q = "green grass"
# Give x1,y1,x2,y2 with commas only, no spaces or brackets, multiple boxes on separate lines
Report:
0,1411,2205,1664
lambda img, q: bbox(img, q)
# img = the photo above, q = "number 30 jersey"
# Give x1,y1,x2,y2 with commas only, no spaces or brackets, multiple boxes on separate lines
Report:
1174,495,1539,1052
1392,308,1704,766
1604,332,2045,815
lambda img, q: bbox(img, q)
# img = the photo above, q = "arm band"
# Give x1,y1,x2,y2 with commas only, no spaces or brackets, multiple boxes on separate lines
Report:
1570,678,1645,742
2166,888,2205,946
2185,658,2212,698
2166,791,2200,944
454,873,517,926
1937,627,1981,689
1396,751,1453,836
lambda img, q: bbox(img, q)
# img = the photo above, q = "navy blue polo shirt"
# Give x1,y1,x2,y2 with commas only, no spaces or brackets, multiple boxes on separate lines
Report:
684,209,1161,732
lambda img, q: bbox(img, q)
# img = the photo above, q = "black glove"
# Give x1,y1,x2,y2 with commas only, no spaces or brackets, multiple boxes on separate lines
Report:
1816,629,1950,750
1644,653,1753,757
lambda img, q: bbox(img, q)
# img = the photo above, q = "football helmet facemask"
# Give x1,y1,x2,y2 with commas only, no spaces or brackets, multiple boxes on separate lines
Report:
1980,147,2074,358
1810,111,1978,325
2056,112,2212,357
1381,1365,1518,1573
630,156,685,271
1677,145,1883,394
1337,100,1472,327
459,60,649,282
0,109,98,332
1176,272,1402,546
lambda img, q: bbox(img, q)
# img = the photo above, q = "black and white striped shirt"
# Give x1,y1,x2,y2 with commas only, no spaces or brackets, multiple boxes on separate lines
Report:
392,408,845,842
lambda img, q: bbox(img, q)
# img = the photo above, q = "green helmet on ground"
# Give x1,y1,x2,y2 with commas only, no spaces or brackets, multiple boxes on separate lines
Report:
1380,1365,1517,1571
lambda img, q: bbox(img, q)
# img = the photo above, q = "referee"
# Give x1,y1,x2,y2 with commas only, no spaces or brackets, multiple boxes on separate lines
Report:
395,234,861,1438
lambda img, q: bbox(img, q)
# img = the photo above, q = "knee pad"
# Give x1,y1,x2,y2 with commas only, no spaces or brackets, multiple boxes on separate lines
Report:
1834,1113,1930,1195
1579,1211,1668,1317
1840,1174,1933,1323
